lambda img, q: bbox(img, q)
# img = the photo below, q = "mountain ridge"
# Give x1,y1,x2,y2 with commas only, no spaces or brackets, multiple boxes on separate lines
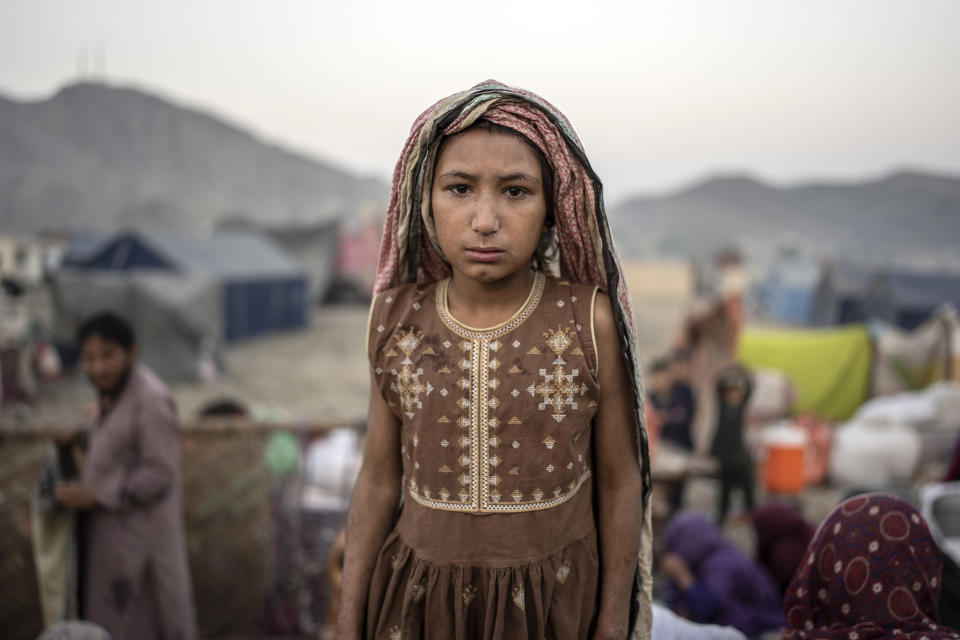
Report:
610,168,960,267
0,81,387,234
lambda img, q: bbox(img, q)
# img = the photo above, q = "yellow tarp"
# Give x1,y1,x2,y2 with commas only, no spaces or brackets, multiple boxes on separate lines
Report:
738,325,872,421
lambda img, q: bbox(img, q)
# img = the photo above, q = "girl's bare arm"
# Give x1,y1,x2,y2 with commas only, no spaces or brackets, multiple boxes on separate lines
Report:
592,293,645,640
336,373,403,638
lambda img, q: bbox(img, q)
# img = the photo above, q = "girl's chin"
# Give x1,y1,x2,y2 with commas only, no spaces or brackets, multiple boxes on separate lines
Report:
453,263,528,284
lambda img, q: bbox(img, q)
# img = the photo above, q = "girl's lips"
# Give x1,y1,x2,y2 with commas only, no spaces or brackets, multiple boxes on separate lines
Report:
465,248,505,263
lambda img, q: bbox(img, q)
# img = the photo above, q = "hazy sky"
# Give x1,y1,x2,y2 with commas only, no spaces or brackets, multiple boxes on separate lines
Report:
2,0,959,201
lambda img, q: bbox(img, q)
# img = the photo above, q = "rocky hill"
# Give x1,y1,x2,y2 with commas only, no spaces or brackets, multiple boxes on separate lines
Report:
610,170,960,267
0,82,387,234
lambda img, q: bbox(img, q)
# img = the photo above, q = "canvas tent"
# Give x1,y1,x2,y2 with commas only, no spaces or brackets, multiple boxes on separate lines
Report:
873,271,960,331
218,219,340,302
810,263,960,331
68,229,308,341
756,256,821,326
61,231,111,268
809,262,874,327
53,230,309,380
738,324,872,421
52,270,219,382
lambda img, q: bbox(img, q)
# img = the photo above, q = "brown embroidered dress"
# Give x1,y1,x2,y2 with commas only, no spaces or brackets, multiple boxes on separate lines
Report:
365,272,603,640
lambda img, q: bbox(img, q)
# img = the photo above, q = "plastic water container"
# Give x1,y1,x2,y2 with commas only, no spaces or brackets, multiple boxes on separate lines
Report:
762,424,808,494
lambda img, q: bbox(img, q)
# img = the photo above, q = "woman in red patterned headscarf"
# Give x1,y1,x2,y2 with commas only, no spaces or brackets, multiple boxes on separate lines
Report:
781,493,960,639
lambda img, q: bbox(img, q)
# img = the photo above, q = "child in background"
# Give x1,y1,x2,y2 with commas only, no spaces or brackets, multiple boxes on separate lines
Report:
646,357,674,444
647,355,692,512
710,364,755,524
667,348,696,452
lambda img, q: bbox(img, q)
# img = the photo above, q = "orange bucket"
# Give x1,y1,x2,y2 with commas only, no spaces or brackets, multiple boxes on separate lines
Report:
762,426,807,494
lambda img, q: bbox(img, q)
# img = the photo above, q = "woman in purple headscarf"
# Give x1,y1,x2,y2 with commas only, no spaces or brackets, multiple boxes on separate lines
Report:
660,511,784,637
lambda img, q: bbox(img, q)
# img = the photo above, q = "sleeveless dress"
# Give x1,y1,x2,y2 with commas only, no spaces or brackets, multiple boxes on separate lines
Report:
365,272,602,640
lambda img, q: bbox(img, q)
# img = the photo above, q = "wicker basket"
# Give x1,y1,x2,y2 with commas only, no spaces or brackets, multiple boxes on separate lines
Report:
0,419,346,640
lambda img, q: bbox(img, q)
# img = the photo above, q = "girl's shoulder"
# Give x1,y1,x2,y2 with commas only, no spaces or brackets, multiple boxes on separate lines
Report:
370,281,438,318
534,275,604,375
538,275,601,309
537,276,603,324
366,281,439,360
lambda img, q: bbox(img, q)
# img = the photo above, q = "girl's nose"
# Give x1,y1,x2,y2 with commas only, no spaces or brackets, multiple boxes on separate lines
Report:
471,193,500,234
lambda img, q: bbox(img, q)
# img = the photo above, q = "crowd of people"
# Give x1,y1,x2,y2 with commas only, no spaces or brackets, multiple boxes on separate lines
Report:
645,352,960,639
656,494,960,639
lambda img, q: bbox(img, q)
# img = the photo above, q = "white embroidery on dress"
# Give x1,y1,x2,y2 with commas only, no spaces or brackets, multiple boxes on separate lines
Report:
512,585,525,610
410,581,426,603
534,326,582,422
409,274,594,514
389,327,432,420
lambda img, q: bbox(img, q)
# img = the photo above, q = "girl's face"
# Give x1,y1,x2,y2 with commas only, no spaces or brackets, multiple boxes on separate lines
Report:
431,128,548,285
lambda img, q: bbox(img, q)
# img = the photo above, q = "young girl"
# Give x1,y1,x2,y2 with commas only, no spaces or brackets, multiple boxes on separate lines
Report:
337,81,653,640
710,364,755,524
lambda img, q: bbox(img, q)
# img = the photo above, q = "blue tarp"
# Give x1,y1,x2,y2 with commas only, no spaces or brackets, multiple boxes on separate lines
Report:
811,263,960,330
66,229,309,342
758,257,821,325
882,272,960,331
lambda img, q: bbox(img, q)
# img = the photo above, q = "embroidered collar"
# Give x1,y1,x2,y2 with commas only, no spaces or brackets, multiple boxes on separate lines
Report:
436,272,545,340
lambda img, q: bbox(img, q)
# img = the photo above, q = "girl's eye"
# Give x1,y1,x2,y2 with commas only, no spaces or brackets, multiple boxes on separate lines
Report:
505,186,527,198
448,184,470,195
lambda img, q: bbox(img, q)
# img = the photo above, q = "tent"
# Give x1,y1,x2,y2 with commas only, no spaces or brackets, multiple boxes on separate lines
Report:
755,256,821,325
809,262,874,327
61,231,111,268
873,271,960,331
738,325,872,421
51,270,219,382
218,219,340,303
810,263,960,331
66,229,308,342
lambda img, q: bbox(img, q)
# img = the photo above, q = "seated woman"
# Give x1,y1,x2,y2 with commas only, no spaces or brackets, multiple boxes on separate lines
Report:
781,493,960,639
660,511,784,637
752,502,815,596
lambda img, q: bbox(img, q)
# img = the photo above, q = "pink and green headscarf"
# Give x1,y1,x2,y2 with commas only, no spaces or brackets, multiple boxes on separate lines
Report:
373,80,654,634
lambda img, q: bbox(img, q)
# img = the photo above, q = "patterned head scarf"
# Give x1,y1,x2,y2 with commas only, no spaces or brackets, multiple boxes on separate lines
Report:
782,493,960,639
373,79,653,635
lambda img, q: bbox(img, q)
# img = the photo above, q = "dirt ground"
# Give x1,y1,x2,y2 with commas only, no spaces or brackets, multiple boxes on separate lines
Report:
1,305,373,429
4,288,690,431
